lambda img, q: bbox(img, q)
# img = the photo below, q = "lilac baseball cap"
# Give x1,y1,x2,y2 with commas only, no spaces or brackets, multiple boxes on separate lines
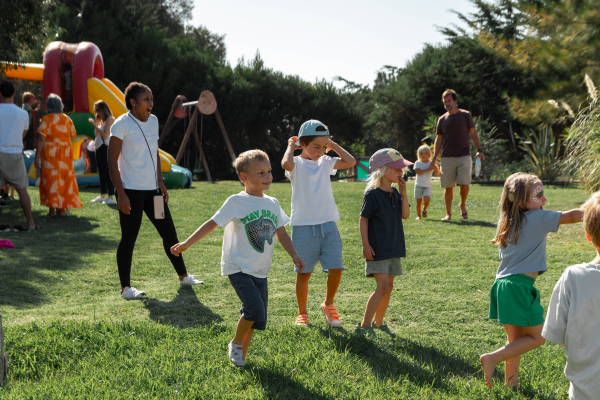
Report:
369,148,413,172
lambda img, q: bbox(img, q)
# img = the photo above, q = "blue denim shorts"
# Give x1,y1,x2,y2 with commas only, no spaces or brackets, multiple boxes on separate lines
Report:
291,221,344,273
228,272,268,330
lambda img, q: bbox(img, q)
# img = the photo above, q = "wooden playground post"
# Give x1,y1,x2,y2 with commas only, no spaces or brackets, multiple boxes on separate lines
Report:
175,105,200,164
0,314,7,387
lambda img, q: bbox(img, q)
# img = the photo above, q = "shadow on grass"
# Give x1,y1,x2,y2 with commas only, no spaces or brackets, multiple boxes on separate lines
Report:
317,327,478,390
430,219,496,228
0,210,118,308
142,286,223,328
243,364,335,400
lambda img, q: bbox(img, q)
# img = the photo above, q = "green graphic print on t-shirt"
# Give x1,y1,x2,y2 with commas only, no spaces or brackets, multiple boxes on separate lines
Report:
241,210,278,253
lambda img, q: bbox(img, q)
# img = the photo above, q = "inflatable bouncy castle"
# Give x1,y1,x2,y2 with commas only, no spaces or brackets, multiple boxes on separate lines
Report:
2,41,192,188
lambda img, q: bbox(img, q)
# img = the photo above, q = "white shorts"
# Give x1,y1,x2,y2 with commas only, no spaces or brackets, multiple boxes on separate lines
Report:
414,185,431,199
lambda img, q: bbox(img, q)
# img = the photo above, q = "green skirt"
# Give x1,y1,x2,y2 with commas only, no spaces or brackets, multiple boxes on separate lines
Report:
488,274,544,327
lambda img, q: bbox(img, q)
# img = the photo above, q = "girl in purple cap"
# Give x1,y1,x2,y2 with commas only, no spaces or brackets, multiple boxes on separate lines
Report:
356,149,411,336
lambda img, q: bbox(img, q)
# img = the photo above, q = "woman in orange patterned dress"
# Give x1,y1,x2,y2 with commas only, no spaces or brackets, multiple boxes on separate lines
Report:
35,94,83,216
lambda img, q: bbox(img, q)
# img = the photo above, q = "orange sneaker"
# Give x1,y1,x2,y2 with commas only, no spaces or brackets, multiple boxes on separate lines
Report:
321,302,341,327
295,313,309,327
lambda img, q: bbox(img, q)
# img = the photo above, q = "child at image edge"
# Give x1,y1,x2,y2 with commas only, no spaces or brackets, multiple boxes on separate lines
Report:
281,120,356,328
356,149,411,336
480,172,583,388
171,150,305,367
413,144,440,220
542,191,600,400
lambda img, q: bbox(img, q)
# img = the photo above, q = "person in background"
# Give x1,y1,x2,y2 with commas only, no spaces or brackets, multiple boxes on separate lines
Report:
36,94,83,216
21,92,40,150
63,63,73,112
0,80,38,231
88,100,115,204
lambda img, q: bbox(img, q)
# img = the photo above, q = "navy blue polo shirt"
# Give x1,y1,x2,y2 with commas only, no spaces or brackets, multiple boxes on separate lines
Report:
360,187,407,260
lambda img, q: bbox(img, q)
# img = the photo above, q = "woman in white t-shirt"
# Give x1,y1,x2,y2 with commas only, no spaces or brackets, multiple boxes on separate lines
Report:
88,100,115,204
108,82,203,300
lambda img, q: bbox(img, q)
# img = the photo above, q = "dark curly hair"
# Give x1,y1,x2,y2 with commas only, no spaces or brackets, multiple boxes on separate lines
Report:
124,82,151,110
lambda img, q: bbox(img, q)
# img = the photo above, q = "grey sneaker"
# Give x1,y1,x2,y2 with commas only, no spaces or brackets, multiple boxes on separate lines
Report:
120,286,146,300
354,324,377,337
228,342,245,367
103,197,116,205
91,196,105,203
180,274,204,286
374,323,396,337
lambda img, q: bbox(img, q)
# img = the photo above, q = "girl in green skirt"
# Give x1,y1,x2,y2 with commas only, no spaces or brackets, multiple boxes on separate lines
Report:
480,173,583,389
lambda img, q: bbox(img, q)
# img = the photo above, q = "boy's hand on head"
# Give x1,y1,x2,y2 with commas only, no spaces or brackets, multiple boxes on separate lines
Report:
288,136,301,149
363,245,376,261
292,254,305,272
170,242,189,257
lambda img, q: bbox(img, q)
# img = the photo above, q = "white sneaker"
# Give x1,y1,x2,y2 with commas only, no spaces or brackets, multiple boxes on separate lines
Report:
180,274,204,286
91,196,105,203
228,342,245,367
103,197,116,205
120,286,146,300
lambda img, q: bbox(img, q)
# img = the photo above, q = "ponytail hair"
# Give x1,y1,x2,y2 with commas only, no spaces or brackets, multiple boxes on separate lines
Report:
364,165,389,194
492,173,541,247
124,82,150,110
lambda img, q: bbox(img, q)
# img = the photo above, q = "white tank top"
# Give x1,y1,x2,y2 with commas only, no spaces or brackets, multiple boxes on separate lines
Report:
95,121,107,150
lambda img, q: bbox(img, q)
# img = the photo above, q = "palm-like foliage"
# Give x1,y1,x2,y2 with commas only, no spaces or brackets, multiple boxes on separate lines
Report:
563,99,600,192
518,127,561,181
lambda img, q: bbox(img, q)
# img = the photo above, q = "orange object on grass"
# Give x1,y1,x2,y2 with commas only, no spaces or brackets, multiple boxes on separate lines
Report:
37,114,83,210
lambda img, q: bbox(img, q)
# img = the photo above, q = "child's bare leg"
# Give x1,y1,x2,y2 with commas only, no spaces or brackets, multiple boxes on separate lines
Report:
416,198,423,219
242,328,254,361
504,325,524,388
360,273,390,328
232,316,254,346
422,196,430,214
296,271,312,315
480,323,544,388
324,268,342,306
373,276,395,327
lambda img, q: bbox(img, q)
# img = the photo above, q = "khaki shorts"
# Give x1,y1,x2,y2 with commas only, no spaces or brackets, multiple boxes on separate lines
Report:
365,257,403,277
0,152,29,189
440,155,472,188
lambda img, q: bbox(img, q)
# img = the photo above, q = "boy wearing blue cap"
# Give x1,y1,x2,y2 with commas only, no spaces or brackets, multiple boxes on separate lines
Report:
281,120,356,327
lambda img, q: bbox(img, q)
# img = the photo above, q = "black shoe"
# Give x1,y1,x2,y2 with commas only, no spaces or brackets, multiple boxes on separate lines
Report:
13,225,31,232
0,225,10,232
0,200,10,208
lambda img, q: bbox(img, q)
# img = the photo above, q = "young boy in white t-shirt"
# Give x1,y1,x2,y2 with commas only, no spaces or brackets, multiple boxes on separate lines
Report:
171,150,304,367
542,191,600,400
413,144,440,220
281,120,356,328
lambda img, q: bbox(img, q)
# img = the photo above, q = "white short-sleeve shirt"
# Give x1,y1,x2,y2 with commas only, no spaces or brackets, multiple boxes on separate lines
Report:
0,104,29,153
414,160,434,187
110,113,159,190
542,263,600,400
211,192,291,278
285,155,340,226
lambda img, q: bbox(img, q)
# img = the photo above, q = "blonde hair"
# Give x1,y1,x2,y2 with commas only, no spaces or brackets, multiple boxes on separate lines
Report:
492,173,541,247
94,100,113,120
364,165,389,193
417,145,431,161
583,192,600,248
232,149,269,178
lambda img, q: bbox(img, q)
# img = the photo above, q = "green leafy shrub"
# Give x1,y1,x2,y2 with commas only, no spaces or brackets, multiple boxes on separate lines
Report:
517,127,561,182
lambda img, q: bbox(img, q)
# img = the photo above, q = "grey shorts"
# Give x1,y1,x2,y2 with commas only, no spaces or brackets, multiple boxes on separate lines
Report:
440,155,472,188
365,257,403,277
0,152,29,189
228,272,268,330
292,221,344,273
414,185,431,199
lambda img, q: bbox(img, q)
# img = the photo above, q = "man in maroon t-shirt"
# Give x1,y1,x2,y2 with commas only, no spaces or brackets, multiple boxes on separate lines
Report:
431,89,485,221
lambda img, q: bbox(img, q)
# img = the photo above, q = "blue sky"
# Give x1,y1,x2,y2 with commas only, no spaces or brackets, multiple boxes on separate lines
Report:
190,0,478,88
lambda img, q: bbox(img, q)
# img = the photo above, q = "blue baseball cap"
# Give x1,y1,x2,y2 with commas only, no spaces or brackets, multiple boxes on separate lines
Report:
298,119,330,138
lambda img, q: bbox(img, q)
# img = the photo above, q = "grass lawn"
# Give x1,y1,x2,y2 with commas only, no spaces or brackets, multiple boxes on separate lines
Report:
0,180,592,399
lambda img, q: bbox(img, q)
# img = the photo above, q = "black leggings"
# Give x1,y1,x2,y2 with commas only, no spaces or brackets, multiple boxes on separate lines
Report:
116,189,186,288
96,145,114,196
